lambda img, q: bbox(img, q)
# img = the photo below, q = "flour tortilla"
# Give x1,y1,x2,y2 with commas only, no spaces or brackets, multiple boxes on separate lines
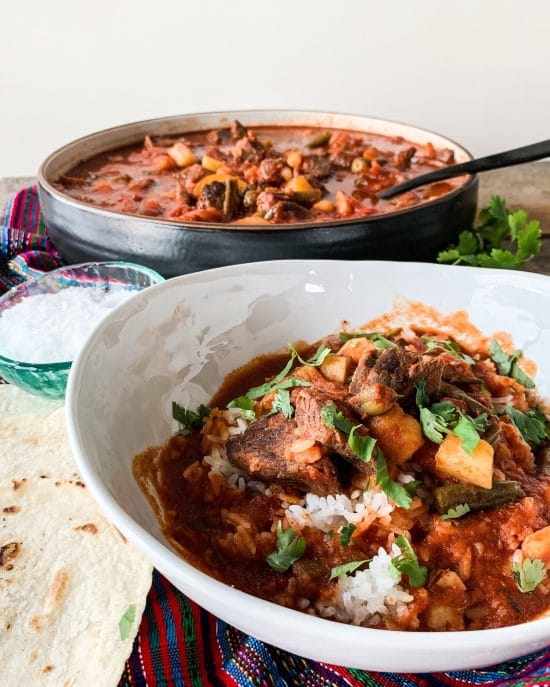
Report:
0,386,152,686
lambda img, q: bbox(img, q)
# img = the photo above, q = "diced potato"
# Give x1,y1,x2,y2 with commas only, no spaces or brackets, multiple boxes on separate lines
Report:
153,154,177,172
320,354,350,384
368,405,424,465
167,142,197,168
285,174,313,193
313,199,335,213
201,154,222,172
522,526,550,566
426,605,463,631
285,150,303,170
335,191,352,216
338,337,376,364
435,434,493,489
354,383,397,416
281,166,293,181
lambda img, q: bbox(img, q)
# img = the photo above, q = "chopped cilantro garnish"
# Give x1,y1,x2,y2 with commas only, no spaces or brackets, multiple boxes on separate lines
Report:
119,603,136,640
348,425,377,462
321,403,376,462
266,520,306,573
453,413,488,454
437,196,541,270
271,389,294,419
390,536,428,588
330,559,369,580
415,381,487,455
404,480,420,496
503,406,548,446
229,350,311,406
489,339,535,389
172,402,211,435
512,557,546,593
441,503,471,520
321,401,354,434
339,523,356,547
288,343,332,367
421,336,475,365
327,529,335,540
226,396,256,420
339,331,395,349
375,452,412,509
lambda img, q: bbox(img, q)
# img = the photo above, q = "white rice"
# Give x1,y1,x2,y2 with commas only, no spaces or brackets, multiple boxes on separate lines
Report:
285,489,393,533
316,544,413,626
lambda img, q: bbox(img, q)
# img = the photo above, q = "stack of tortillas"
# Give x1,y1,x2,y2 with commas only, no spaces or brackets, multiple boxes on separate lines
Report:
0,385,152,686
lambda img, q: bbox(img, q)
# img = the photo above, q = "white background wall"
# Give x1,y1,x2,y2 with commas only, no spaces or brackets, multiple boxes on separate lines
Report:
1,0,549,178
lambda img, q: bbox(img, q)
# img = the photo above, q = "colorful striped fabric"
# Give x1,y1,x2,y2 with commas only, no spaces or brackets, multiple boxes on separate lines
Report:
2,186,550,687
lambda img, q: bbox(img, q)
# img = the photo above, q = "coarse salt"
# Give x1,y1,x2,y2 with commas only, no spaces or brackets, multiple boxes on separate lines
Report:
0,286,133,363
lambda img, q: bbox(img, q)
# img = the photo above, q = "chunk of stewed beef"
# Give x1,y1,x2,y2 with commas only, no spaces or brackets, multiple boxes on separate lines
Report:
226,414,341,495
293,387,375,476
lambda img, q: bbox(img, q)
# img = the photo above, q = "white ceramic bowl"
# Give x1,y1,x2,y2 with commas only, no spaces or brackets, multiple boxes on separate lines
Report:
66,260,550,672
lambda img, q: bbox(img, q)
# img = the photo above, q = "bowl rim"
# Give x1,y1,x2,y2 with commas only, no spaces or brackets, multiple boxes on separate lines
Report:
0,260,165,368
65,259,550,664
38,108,477,233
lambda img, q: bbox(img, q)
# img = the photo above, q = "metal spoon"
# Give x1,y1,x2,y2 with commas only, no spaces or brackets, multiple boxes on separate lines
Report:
377,139,550,200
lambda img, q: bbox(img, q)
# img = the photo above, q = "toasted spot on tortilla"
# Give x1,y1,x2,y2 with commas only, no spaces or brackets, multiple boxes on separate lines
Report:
3,506,20,514
12,479,26,490
74,523,98,535
42,665,54,673
0,542,20,567
44,569,69,613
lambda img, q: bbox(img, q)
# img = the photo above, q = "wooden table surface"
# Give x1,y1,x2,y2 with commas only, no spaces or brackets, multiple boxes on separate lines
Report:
2,163,550,275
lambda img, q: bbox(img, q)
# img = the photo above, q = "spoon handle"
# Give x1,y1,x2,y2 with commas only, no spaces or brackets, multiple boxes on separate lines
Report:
378,139,550,199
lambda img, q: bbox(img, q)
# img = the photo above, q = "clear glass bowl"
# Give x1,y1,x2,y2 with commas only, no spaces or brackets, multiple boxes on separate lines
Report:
0,261,164,399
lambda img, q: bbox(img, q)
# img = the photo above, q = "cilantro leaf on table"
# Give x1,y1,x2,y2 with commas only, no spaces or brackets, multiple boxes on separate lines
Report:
441,503,471,520
330,559,369,580
266,521,306,573
172,402,211,435
437,196,541,269
489,339,535,389
390,535,428,588
119,603,136,640
512,558,546,593
503,406,548,446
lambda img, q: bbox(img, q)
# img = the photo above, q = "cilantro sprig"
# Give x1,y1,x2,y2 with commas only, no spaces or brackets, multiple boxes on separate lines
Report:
288,343,332,367
415,381,488,454
390,535,428,588
339,523,356,547
421,336,475,366
441,503,471,520
271,389,294,419
172,402,211,435
375,453,413,509
339,331,395,350
503,406,548,446
321,402,377,463
489,339,535,389
330,559,369,580
266,521,306,573
437,196,541,269
512,557,546,593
